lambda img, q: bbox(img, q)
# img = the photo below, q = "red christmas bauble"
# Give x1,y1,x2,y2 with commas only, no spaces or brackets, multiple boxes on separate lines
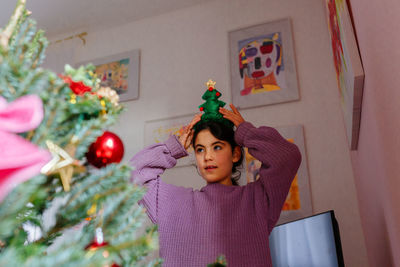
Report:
216,92,220,97
86,131,124,168
208,87,213,91
199,107,204,111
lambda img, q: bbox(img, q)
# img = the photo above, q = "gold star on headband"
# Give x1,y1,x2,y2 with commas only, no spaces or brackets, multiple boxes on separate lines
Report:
41,140,78,192
206,79,216,89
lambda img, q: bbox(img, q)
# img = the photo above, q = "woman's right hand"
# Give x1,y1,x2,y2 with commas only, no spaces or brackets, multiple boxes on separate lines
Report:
178,114,202,150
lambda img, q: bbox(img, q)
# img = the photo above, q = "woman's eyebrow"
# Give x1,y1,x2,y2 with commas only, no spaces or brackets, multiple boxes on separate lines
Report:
195,141,225,148
212,141,225,146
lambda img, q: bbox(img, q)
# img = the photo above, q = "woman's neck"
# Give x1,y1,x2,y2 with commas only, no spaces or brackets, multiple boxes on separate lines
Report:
207,177,233,186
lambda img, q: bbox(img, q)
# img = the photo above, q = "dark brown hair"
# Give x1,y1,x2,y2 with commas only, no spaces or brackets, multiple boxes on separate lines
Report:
192,121,244,185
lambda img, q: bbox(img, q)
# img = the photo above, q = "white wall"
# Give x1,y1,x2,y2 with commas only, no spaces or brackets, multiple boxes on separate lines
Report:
348,0,400,265
44,0,368,265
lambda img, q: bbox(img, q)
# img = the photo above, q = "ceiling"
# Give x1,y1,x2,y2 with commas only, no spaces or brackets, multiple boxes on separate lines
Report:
0,0,210,38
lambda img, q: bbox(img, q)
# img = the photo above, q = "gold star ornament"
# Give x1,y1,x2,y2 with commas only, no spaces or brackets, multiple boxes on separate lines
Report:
206,79,216,89
41,140,80,192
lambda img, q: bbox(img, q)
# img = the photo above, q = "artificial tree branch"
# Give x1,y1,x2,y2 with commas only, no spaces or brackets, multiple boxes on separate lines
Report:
0,0,27,49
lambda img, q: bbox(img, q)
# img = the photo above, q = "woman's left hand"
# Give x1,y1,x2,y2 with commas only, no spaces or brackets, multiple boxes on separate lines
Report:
219,104,245,127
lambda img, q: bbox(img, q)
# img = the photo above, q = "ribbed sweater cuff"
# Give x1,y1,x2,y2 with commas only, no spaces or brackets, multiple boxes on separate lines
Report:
234,121,254,146
165,135,188,159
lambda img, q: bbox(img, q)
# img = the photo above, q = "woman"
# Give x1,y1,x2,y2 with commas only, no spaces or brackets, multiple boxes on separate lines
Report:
130,104,301,266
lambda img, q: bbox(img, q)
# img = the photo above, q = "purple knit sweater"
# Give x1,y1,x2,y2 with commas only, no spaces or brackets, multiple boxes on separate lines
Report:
130,122,302,267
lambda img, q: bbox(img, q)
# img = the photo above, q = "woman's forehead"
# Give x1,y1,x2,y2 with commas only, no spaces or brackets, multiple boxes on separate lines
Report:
194,129,226,146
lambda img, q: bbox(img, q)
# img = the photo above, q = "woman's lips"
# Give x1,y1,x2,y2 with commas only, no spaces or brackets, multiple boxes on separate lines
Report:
205,166,217,171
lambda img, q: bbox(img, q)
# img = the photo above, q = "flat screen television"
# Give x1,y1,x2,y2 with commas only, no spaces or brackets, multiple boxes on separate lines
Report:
269,210,345,267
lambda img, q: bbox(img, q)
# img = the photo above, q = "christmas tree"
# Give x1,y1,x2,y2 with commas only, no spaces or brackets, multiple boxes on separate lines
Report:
207,255,227,267
197,79,233,129
0,1,160,266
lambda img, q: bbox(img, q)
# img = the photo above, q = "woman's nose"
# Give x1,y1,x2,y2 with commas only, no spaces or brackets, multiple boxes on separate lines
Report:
204,150,213,161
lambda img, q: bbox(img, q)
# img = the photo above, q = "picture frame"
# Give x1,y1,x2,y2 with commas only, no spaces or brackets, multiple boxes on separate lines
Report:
244,125,312,224
229,18,299,109
76,49,140,102
144,114,196,167
325,0,364,150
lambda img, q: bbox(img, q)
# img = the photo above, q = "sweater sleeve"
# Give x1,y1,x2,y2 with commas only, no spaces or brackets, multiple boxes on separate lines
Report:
235,122,302,229
129,135,188,224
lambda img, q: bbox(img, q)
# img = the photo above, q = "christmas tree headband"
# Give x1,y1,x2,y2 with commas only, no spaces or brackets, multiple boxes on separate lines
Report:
195,79,234,130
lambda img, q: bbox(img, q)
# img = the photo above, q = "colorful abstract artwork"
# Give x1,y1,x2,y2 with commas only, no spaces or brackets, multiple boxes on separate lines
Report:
77,49,140,102
229,18,299,109
95,59,129,94
244,125,312,224
325,0,364,150
144,114,196,167
238,33,284,96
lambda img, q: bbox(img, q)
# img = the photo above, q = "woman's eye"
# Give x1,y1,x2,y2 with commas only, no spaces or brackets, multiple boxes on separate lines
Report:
196,148,204,153
214,145,222,151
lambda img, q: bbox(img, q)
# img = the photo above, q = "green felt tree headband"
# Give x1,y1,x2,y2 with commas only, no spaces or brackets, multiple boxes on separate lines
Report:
195,79,234,129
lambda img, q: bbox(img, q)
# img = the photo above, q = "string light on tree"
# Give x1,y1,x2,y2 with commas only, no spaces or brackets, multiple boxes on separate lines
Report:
85,227,121,267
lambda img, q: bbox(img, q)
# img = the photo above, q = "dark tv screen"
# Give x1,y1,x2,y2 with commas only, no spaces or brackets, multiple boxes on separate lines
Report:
269,210,344,267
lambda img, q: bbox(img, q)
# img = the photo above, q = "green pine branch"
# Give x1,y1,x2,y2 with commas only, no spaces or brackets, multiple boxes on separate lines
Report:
0,2,159,266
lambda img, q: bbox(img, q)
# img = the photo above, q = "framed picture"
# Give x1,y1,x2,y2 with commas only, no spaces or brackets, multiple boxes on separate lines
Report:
76,49,140,102
144,114,195,167
325,0,364,150
229,18,299,109
244,125,312,224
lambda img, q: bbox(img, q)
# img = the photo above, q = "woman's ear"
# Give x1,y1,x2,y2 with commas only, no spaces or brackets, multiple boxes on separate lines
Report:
232,146,241,163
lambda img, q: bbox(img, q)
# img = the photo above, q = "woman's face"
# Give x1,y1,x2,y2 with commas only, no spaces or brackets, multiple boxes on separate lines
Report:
194,129,241,185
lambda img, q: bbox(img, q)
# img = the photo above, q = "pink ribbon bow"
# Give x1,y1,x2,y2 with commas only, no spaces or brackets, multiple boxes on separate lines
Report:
0,95,51,202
